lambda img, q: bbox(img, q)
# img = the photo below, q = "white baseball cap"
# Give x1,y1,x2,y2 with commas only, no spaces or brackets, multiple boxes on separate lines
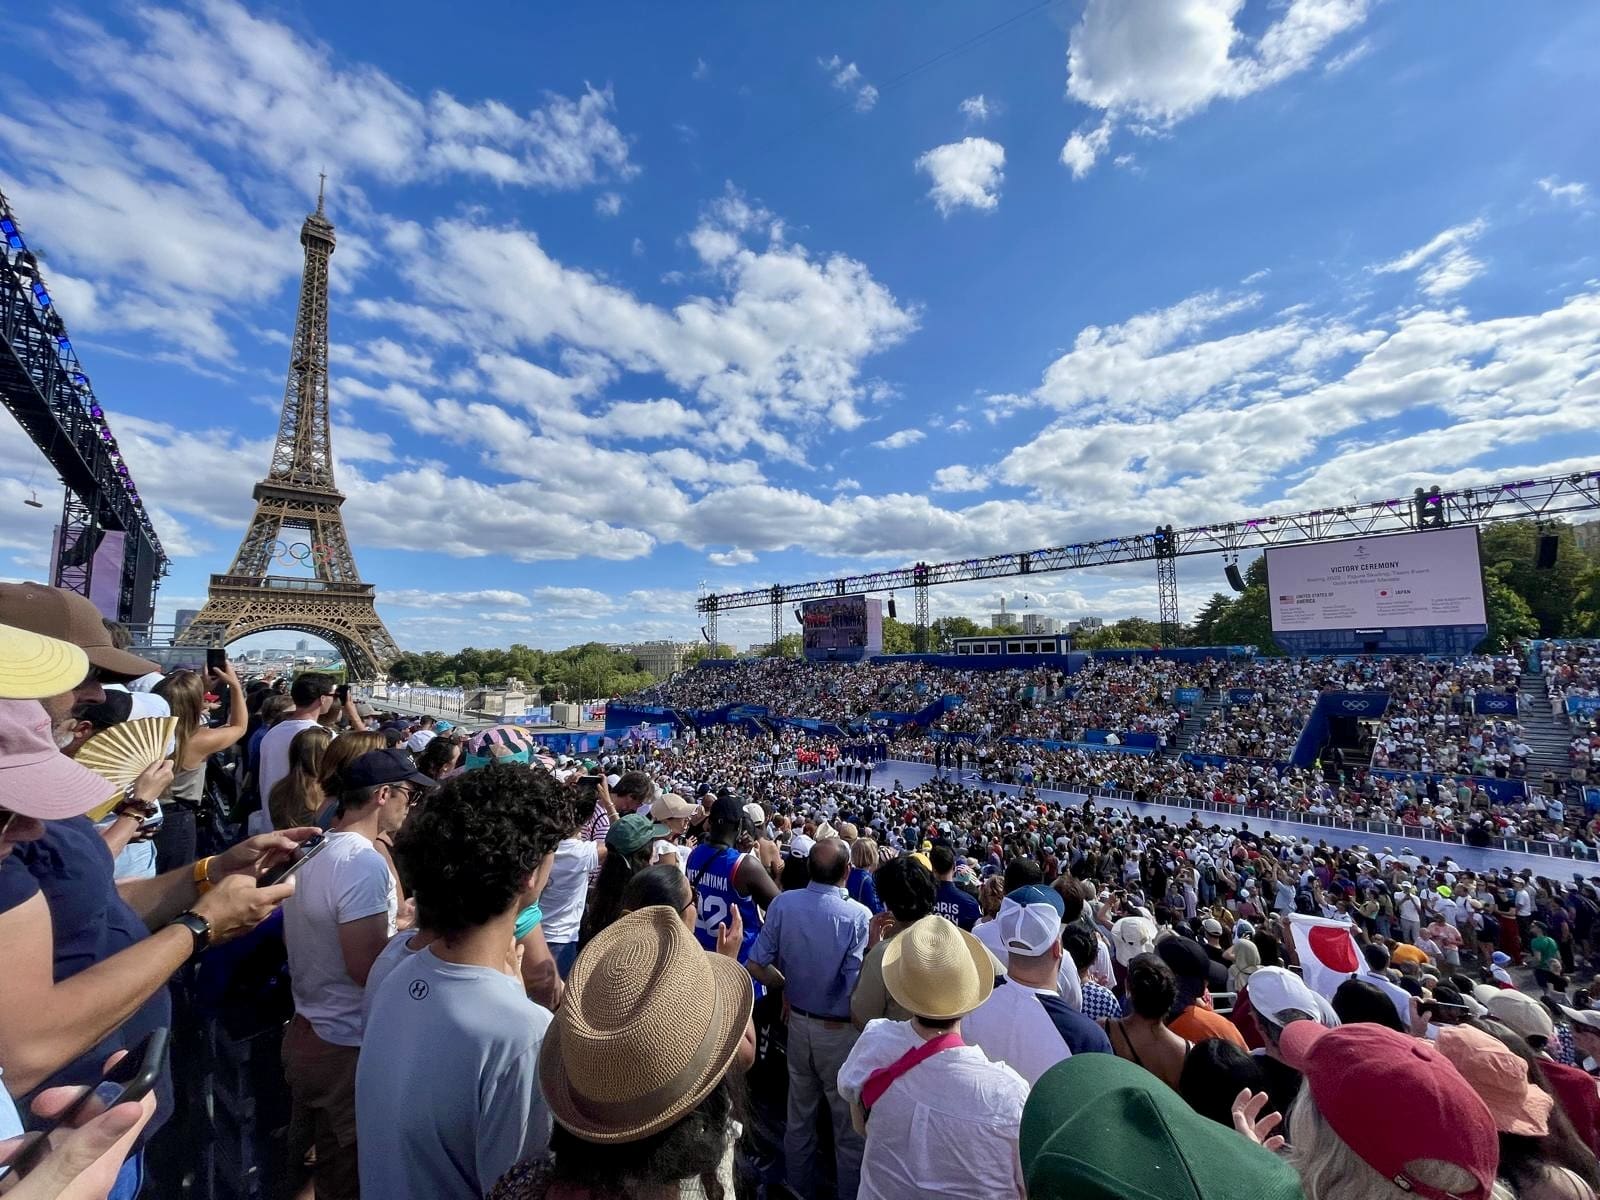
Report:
996,898,1061,958
1111,916,1157,966
744,802,766,827
787,833,816,859
1249,967,1338,1027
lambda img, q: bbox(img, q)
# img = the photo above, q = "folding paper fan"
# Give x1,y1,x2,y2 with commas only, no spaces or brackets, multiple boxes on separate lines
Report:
77,717,178,820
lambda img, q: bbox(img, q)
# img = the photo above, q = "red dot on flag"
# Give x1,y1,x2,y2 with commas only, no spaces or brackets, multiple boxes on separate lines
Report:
1308,925,1361,972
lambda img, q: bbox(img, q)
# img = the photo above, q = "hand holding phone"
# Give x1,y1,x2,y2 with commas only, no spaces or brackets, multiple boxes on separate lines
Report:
336,684,350,704
258,832,328,887
0,1030,167,1184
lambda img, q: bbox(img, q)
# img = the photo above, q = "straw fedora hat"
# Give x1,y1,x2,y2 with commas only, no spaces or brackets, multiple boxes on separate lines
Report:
539,905,753,1143
880,915,995,1020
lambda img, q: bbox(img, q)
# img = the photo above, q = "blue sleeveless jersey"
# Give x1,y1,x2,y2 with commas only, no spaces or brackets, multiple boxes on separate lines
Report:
686,842,763,965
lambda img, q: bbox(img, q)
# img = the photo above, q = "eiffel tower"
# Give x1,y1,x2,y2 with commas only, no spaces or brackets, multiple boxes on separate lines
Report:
177,182,400,680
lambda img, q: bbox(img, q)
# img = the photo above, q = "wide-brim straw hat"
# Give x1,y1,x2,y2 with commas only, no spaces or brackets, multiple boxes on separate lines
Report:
539,905,753,1143
881,915,995,1020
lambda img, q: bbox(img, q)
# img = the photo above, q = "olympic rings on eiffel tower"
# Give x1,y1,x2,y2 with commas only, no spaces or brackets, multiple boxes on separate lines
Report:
270,540,335,567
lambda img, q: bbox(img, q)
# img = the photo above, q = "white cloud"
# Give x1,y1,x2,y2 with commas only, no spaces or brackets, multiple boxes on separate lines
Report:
872,428,926,450
401,190,919,457
1060,119,1112,179
1372,219,1487,298
959,94,994,124
595,192,624,218
1062,0,1369,176
56,4,636,192
915,138,1006,215
932,465,993,493
708,548,757,567
1,3,637,362
1323,37,1373,74
383,589,531,609
1539,176,1590,205
818,54,878,112
692,57,709,80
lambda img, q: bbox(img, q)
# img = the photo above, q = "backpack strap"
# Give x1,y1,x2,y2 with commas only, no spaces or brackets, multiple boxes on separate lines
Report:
861,1032,964,1112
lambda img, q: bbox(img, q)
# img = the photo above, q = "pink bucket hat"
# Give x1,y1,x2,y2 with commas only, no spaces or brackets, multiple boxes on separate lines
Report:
0,699,119,819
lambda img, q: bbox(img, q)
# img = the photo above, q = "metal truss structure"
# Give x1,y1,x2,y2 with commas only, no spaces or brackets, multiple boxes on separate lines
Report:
699,471,1600,653
0,188,168,623
176,186,400,680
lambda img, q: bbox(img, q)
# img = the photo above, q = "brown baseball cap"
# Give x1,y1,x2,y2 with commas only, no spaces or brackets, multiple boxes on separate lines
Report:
0,582,159,679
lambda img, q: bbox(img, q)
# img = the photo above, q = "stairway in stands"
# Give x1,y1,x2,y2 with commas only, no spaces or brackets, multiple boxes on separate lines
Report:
1516,670,1573,779
1169,693,1223,754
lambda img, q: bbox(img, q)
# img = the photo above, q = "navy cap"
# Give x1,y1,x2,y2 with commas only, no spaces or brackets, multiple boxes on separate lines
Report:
1008,883,1066,917
342,748,434,791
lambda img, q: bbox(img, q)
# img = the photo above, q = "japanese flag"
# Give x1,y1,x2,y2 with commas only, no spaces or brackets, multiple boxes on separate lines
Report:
1288,915,1363,1000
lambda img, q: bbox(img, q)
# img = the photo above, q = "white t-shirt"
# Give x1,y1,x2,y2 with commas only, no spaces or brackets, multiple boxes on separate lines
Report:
540,838,600,944
356,947,552,1199
837,1019,1027,1200
256,718,323,830
283,831,396,1046
961,981,1072,1085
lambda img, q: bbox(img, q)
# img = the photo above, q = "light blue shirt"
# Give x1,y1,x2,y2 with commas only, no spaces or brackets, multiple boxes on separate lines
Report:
749,881,869,1020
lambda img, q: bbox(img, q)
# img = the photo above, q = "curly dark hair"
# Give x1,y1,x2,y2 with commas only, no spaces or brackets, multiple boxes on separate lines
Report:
393,763,581,937
874,856,936,924
492,1076,744,1200
1125,952,1178,1020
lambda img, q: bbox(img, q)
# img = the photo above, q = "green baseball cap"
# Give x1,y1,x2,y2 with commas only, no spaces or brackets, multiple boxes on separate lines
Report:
605,812,670,855
1021,1054,1305,1200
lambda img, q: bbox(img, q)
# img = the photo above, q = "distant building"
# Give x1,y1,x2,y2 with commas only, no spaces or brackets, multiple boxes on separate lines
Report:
625,640,693,677
295,638,310,653
1067,617,1104,634
1021,613,1062,635
989,611,1019,630
1575,519,1600,557
174,608,199,637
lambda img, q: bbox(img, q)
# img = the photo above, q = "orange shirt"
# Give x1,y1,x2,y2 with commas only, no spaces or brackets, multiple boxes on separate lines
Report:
1170,1004,1249,1050
1391,943,1429,967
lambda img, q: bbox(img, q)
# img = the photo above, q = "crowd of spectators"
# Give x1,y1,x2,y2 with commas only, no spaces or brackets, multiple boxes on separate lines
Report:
7,585,1600,1200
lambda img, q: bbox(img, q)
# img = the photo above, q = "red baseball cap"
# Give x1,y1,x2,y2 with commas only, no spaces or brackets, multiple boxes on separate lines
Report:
1280,1022,1497,1200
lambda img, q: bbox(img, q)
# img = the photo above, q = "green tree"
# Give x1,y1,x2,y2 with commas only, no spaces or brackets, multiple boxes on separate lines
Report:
1575,566,1600,637
1481,567,1540,649
1480,521,1588,636
457,670,481,690
774,633,803,658
881,617,915,655
930,615,982,649
683,642,736,666
1108,617,1162,647
1187,593,1233,646
1211,583,1276,652
991,615,1021,634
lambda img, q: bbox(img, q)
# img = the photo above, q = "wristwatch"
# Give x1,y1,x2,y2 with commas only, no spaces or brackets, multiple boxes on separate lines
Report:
169,910,212,961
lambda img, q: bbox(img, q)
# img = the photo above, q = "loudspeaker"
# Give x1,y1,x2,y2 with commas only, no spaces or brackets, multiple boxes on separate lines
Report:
58,525,104,569
1224,563,1245,593
887,597,898,619
1536,535,1559,570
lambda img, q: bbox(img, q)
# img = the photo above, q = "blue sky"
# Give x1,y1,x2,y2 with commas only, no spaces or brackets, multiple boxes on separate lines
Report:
2,0,1598,652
